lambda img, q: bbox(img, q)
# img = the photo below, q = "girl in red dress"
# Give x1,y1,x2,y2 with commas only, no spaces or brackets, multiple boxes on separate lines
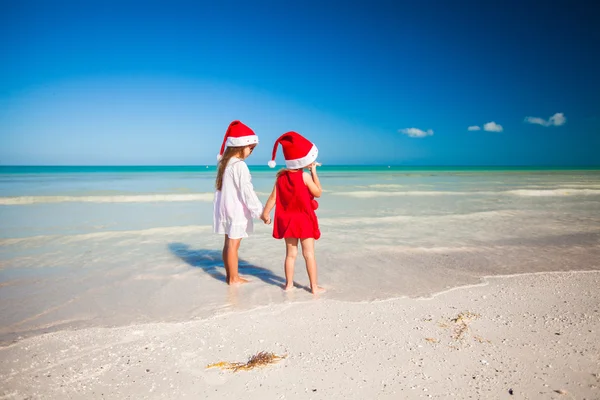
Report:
261,132,325,294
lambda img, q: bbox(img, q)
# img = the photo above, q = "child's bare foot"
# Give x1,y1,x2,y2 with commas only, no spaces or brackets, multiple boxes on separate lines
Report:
228,276,250,285
311,286,326,294
284,284,295,291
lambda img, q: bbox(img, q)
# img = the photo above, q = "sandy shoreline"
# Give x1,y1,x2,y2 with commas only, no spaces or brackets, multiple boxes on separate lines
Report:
1,271,599,399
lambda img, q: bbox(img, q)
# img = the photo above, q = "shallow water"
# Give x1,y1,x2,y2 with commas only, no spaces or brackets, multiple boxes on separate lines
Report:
1,166,599,344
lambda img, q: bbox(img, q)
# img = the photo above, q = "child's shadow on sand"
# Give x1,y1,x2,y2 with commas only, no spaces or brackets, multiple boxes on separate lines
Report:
168,243,308,291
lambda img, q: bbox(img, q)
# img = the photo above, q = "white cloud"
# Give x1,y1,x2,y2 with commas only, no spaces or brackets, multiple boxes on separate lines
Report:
549,112,566,126
524,112,566,127
524,117,547,126
399,127,434,138
483,121,503,132
467,125,481,131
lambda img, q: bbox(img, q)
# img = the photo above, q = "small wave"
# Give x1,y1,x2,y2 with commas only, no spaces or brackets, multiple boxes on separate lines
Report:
367,184,405,189
0,225,213,246
333,190,483,198
333,188,600,198
320,210,521,226
507,189,600,196
559,184,600,189
0,193,215,205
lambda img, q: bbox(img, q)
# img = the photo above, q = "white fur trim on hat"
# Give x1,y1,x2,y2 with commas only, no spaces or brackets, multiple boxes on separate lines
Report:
285,144,319,169
226,135,259,147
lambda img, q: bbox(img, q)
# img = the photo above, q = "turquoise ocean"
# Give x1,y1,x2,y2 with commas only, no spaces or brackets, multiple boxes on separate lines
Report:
1,165,600,344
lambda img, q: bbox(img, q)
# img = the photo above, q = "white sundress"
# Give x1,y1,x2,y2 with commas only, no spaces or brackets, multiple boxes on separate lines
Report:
213,157,263,239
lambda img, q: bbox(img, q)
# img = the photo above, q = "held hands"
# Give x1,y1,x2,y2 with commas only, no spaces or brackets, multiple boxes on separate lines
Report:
261,212,272,225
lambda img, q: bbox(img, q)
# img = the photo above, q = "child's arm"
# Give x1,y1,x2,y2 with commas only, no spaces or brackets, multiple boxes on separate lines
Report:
234,162,263,219
261,184,276,224
303,163,322,198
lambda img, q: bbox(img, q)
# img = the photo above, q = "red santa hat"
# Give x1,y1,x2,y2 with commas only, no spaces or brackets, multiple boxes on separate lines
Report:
268,131,319,169
217,120,259,161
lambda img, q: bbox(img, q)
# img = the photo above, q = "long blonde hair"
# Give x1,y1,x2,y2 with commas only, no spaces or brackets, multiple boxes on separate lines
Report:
277,168,297,178
215,146,244,190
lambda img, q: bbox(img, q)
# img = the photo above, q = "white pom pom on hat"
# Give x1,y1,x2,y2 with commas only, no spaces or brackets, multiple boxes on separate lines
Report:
217,120,259,162
268,131,318,169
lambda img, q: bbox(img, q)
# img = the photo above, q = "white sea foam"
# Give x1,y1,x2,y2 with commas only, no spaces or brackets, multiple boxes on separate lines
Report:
507,189,600,196
332,190,481,198
333,188,600,198
12,187,594,205
367,184,405,189
0,193,215,205
319,210,520,226
0,225,213,246
559,184,600,189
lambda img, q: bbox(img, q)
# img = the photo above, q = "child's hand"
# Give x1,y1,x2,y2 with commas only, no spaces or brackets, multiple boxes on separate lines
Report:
261,213,271,225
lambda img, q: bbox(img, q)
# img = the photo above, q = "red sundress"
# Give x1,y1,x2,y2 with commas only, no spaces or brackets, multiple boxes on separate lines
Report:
273,170,321,240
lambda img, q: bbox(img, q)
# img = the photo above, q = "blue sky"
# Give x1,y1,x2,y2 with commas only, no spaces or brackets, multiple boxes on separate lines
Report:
1,0,598,166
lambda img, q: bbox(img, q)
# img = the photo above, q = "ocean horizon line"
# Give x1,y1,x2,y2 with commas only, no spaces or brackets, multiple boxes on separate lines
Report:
1,164,599,168
1,165,600,176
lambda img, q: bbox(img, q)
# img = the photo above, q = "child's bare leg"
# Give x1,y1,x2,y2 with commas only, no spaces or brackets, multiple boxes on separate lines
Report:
222,236,231,282
223,235,249,285
300,238,325,294
284,238,299,290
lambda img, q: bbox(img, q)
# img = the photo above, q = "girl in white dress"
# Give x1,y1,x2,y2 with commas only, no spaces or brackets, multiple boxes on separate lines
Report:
214,121,265,285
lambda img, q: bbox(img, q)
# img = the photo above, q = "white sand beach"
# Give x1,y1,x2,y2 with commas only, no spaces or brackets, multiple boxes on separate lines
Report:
1,271,599,399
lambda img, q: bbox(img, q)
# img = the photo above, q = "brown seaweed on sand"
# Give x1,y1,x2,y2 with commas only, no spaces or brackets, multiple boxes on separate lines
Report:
437,311,481,341
451,311,480,340
206,351,286,372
